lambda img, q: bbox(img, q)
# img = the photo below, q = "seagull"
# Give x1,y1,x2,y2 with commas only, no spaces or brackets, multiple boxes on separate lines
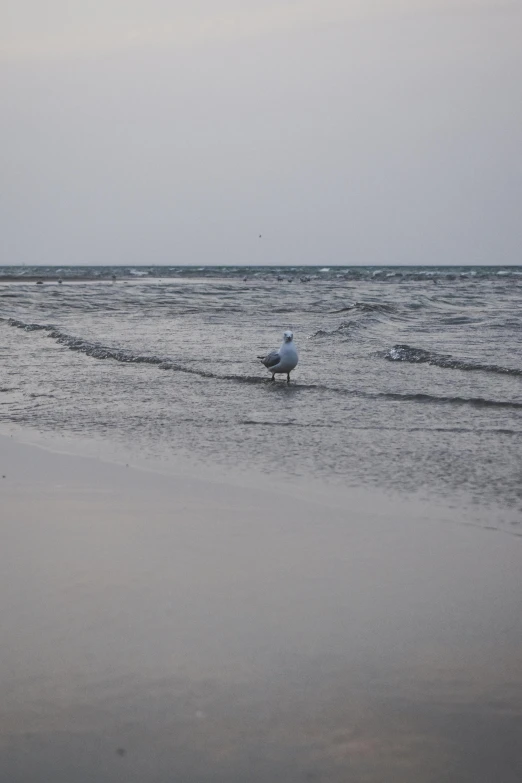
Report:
258,330,298,384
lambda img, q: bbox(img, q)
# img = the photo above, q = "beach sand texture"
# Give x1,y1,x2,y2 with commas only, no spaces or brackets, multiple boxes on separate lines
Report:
1,435,521,782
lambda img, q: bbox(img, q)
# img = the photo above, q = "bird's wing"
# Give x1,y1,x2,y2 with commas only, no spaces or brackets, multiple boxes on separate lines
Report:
259,350,280,368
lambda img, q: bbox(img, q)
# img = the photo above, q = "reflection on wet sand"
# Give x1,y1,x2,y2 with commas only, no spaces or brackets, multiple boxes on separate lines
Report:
1,437,521,782
2,659,522,782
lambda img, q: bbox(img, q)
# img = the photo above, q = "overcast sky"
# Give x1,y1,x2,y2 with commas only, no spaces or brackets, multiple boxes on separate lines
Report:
1,1,521,266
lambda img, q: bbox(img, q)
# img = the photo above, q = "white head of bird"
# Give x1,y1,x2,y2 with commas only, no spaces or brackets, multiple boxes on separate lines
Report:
283,330,294,343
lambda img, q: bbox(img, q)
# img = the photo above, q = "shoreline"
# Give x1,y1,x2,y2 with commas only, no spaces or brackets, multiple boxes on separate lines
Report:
2,422,519,536
1,432,522,781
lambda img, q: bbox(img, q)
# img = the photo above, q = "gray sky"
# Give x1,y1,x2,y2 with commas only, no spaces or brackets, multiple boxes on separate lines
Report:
1,1,521,266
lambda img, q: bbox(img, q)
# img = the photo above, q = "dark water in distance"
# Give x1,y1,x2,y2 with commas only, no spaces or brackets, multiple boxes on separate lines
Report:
1,263,521,282
1,265,521,526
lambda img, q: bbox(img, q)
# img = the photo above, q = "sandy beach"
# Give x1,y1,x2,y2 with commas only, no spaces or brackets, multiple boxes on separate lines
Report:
1,433,521,782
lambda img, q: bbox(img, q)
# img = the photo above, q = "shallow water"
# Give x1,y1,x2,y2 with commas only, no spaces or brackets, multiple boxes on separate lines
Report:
0,267,522,522
1,265,521,525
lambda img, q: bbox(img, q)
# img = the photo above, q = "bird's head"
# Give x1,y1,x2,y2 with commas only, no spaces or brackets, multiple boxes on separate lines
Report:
283,330,294,343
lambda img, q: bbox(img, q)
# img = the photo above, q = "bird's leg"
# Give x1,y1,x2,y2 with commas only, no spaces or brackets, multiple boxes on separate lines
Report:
271,374,275,383
287,373,291,384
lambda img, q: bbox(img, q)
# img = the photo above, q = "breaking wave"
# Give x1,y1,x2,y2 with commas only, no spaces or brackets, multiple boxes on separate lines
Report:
4,318,299,386
5,318,522,409
386,344,522,377
375,391,522,410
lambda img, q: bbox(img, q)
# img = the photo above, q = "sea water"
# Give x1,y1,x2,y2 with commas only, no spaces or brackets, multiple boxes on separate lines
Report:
1,265,521,526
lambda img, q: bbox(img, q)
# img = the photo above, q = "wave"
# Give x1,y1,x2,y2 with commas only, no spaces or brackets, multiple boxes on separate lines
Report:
7,318,172,365
330,301,398,315
5,318,522,409
239,419,333,427
310,321,362,338
386,344,522,377
6,319,51,332
239,420,521,433
4,318,308,386
238,384,522,410
312,301,410,338
375,391,522,410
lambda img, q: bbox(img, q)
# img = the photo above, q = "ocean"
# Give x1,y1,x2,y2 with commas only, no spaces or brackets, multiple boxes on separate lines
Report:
1,264,521,527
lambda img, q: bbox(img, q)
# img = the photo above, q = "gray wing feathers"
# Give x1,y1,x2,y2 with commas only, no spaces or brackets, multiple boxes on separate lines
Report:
259,351,280,368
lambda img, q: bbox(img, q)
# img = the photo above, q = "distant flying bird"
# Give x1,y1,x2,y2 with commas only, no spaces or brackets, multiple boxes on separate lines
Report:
259,234,262,238
258,330,298,384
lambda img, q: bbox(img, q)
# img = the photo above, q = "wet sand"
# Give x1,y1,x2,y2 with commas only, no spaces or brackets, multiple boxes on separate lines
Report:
1,434,521,782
